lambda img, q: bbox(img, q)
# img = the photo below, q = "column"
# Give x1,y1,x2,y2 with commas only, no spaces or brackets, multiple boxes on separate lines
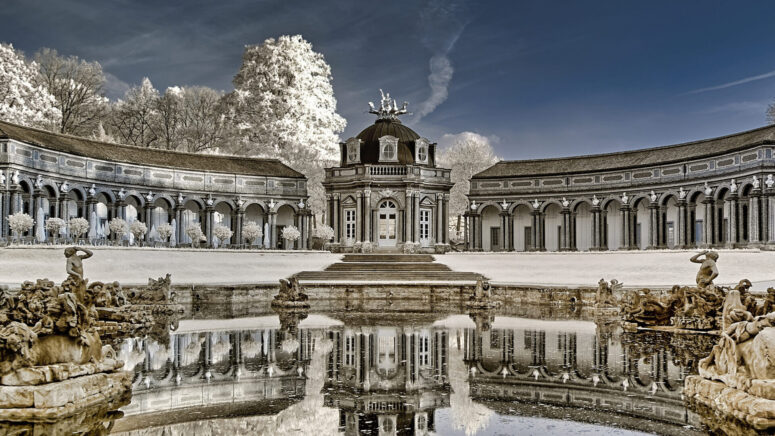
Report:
620,205,630,249
144,204,153,242
437,194,444,246
414,191,421,243
31,188,41,230
364,189,371,242
175,205,184,244
768,190,775,244
762,189,771,245
560,208,570,251
656,206,666,248
702,197,714,247
677,200,687,248
332,194,340,243
475,213,483,250
355,191,363,242
0,189,5,238
569,212,577,251
499,211,509,252
443,194,450,244
205,206,214,247
727,194,738,248
464,212,471,250
268,211,277,249
750,189,761,245
235,207,244,245
592,205,603,251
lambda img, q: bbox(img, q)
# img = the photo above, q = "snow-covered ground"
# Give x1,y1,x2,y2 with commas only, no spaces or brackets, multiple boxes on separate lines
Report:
2,247,774,291
438,250,775,291
0,247,341,287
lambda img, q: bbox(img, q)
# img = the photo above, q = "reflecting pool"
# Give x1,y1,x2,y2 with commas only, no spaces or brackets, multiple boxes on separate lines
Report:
92,305,715,435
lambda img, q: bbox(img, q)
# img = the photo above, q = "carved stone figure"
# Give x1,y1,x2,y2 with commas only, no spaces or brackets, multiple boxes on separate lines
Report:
467,279,500,309
595,278,619,307
686,290,775,430
273,277,310,308
65,247,92,281
690,250,718,289
767,174,775,189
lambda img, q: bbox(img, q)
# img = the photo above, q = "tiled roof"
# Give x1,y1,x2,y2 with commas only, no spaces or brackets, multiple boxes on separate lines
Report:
0,120,305,178
474,124,775,179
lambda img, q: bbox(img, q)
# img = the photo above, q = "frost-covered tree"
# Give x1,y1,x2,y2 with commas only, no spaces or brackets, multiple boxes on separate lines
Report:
34,48,107,136
155,86,183,150
768,101,775,125
227,35,346,218
242,221,263,245
109,78,160,147
178,86,230,153
437,132,499,235
0,43,61,129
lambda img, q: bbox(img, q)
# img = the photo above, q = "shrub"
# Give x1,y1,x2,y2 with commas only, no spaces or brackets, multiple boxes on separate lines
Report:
281,225,301,241
157,223,174,241
108,218,128,239
45,217,66,236
69,217,89,239
185,223,204,245
8,212,34,236
213,225,233,243
242,221,263,245
311,225,334,241
130,220,148,241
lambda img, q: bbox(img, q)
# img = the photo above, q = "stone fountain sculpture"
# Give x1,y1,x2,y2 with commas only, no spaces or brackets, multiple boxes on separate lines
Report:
685,289,775,430
272,277,310,308
621,250,728,332
0,247,131,421
466,279,500,309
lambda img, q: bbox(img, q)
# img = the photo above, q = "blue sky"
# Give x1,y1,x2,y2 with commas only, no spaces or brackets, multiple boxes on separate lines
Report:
3,0,775,159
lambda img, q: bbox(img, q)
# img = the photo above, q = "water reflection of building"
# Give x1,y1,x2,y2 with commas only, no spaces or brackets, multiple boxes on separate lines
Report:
460,316,706,429
325,325,450,436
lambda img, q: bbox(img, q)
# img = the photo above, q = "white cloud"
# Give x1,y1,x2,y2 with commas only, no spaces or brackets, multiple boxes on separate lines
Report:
414,55,454,121
437,131,499,150
686,69,775,94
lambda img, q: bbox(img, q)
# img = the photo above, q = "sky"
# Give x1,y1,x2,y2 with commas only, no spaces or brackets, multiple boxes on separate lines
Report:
3,0,775,160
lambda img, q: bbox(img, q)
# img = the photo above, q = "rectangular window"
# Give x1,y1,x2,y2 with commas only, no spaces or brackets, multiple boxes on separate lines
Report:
419,334,430,366
345,209,356,241
345,335,355,367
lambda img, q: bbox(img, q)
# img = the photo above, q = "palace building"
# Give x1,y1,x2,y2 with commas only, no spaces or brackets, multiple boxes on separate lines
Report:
324,91,452,252
465,124,775,251
0,120,312,248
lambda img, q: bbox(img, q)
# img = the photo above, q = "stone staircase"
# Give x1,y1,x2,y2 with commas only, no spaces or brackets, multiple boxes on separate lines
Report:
293,253,485,285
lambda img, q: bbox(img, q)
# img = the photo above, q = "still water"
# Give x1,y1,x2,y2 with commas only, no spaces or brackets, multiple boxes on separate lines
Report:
95,305,714,436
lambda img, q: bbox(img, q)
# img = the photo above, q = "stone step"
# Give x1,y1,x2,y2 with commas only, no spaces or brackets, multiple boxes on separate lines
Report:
294,271,483,282
325,262,451,272
341,254,436,263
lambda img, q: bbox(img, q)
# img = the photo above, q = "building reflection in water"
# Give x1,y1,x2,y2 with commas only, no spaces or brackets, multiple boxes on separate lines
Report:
108,312,712,435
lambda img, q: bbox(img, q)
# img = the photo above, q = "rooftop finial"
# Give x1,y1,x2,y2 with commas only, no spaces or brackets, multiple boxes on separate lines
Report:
368,89,409,121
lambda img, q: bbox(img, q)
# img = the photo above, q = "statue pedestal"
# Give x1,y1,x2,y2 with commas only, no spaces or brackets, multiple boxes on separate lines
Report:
685,375,775,431
0,370,131,421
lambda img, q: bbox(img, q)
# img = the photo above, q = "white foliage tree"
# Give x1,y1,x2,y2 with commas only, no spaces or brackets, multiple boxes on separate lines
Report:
68,217,89,239
0,43,61,129
227,35,346,218
437,132,499,237
242,221,263,245
109,77,160,147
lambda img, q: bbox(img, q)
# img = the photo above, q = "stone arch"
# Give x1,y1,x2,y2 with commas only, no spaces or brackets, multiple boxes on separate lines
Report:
274,200,299,214
659,190,680,206
660,194,680,248
602,197,622,250
480,204,502,251
476,201,503,215
600,196,621,210
543,202,563,251
372,194,404,210
153,194,175,210
631,196,651,250
94,188,116,204
242,200,267,214
570,198,593,212
512,203,533,251
507,199,533,215
124,190,146,208
275,203,297,249
714,182,731,201
574,200,593,251
213,201,235,232
539,199,563,214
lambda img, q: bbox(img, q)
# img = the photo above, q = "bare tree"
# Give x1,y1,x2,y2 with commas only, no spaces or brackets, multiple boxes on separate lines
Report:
34,48,107,135
179,87,230,153
155,87,183,150
768,101,775,125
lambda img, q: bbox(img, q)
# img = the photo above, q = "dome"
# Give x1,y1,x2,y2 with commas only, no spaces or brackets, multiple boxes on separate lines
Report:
352,119,421,165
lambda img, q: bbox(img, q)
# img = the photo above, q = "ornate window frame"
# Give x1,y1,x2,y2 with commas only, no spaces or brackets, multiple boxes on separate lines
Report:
415,137,429,164
346,138,361,164
379,135,399,163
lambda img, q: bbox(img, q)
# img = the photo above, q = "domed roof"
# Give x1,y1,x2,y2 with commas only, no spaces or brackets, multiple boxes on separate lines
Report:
343,90,435,167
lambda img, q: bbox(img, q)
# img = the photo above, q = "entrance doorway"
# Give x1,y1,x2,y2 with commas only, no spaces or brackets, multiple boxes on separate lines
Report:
490,227,500,251
378,200,397,247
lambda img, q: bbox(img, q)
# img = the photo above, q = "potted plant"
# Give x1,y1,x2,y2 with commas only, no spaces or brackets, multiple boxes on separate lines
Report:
45,217,66,244
281,225,301,250
68,217,89,244
8,212,34,244
311,225,334,250
108,218,128,245
213,225,233,248
185,224,204,248
130,221,148,246
157,223,174,247
242,221,263,249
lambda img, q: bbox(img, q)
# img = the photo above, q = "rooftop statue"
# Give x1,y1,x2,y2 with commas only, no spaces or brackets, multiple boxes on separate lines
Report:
368,89,409,121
